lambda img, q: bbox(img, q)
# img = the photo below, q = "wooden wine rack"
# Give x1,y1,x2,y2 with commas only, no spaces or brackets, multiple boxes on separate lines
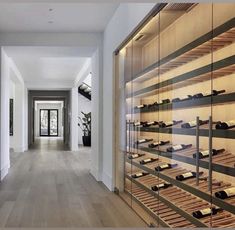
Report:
115,3,235,228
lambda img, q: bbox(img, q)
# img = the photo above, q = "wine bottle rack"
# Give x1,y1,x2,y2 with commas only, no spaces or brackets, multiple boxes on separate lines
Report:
126,173,235,227
125,180,196,228
128,17,235,84
136,145,235,177
115,3,235,228
135,125,235,140
129,55,235,99
126,158,235,215
133,92,235,113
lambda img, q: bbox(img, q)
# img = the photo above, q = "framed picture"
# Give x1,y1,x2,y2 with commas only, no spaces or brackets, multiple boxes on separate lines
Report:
10,99,13,136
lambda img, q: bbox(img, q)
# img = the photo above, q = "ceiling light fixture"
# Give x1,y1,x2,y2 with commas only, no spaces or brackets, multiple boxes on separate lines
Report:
48,21,54,24
49,8,53,11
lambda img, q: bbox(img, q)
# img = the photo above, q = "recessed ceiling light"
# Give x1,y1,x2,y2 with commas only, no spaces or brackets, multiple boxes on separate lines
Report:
49,8,53,11
48,21,54,24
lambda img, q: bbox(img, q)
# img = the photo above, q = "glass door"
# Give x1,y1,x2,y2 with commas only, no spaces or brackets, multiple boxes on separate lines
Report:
40,109,58,137
211,3,235,228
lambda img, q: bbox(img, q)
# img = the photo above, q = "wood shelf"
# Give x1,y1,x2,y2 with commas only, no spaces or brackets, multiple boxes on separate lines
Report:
126,174,208,227
126,158,235,216
134,125,235,140
129,55,235,99
125,180,196,228
127,17,235,84
136,145,235,177
133,91,235,113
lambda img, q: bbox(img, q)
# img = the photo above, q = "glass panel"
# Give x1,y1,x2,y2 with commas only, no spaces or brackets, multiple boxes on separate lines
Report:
159,4,213,228
211,3,235,228
40,110,49,136
50,110,58,136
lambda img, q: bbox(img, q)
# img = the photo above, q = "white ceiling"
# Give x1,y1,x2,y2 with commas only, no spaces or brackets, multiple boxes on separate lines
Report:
5,46,91,89
0,3,119,32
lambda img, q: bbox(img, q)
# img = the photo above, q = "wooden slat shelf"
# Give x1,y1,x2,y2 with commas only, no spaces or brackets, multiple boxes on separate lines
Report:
124,180,196,228
127,17,235,84
136,145,235,177
126,173,235,228
133,124,235,140
128,55,235,99
126,158,235,216
125,174,208,227
133,91,235,113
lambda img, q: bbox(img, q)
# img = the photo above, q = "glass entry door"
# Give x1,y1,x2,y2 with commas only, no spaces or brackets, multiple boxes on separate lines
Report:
40,109,58,136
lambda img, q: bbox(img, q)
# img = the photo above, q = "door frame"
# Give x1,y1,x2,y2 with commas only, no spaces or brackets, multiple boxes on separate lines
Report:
39,109,59,137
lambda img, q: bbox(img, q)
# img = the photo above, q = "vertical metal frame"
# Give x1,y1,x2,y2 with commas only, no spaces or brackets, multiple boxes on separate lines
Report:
39,109,59,137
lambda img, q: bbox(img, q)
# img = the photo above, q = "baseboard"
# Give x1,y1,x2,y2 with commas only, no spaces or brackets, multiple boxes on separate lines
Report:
90,167,102,181
13,146,25,153
102,171,113,191
0,164,9,181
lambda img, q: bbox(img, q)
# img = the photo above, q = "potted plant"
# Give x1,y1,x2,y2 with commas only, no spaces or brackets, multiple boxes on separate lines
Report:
78,111,91,146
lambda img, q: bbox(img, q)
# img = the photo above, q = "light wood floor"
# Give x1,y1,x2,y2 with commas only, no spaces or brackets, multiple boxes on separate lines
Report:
0,138,146,227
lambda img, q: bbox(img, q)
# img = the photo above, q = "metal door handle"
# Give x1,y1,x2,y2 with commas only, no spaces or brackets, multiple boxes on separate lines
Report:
208,116,213,192
196,116,200,186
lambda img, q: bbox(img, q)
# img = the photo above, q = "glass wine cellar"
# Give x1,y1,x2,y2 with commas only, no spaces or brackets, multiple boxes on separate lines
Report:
114,3,235,228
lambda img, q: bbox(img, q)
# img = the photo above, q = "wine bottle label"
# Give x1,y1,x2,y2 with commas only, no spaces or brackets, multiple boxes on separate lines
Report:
224,187,235,197
136,105,144,108
182,172,193,178
147,122,155,125
153,142,160,146
164,121,174,126
138,139,146,143
157,183,164,188
201,150,210,157
135,173,143,177
160,164,169,169
131,154,139,158
135,122,141,126
188,121,197,127
143,158,152,163
172,145,183,151
200,208,211,215
225,120,235,127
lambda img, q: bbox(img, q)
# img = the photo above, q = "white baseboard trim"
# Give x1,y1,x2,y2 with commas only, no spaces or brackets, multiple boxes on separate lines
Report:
0,164,9,181
102,171,113,191
90,167,102,181
14,146,25,153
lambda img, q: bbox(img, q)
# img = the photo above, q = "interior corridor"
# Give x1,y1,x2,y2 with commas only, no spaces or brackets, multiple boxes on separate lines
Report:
0,139,145,227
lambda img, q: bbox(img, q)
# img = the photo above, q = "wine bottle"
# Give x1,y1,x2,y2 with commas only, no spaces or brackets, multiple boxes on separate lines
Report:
161,99,171,104
193,89,225,99
172,95,193,103
143,121,158,127
151,182,172,191
155,163,178,171
215,120,235,130
128,153,145,159
176,171,203,181
159,120,183,128
193,148,225,159
215,187,235,199
192,207,223,219
135,104,147,109
134,121,147,127
148,140,170,148
136,138,153,145
131,172,149,179
139,158,158,165
181,119,209,128
167,144,192,152
148,102,159,108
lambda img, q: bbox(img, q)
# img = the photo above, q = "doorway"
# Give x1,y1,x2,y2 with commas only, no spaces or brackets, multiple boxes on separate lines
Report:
40,109,58,137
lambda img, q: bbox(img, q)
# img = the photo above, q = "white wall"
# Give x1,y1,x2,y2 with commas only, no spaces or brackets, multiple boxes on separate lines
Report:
34,102,64,138
78,94,91,145
0,48,28,180
102,3,155,190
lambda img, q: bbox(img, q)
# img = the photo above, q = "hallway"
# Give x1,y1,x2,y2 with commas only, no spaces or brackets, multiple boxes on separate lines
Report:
0,139,145,227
